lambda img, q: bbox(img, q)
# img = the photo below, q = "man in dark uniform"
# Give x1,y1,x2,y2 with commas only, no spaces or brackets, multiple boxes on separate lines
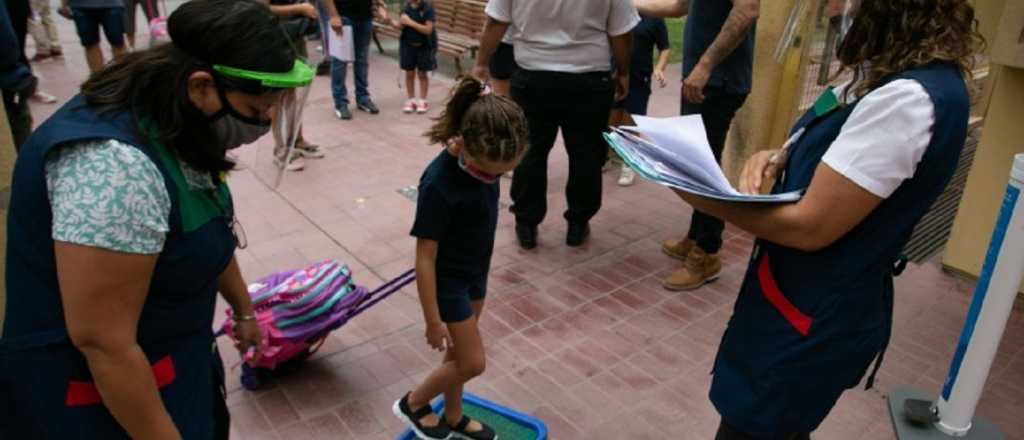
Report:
636,0,759,292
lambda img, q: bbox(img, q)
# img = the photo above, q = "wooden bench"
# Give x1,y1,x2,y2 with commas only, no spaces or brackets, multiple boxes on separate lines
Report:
372,0,486,73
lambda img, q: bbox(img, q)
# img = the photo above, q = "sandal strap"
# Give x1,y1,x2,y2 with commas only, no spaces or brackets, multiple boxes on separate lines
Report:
411,402,434,420
453,415,471,431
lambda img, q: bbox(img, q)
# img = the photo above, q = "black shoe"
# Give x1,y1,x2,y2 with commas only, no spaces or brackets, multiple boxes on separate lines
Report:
516,223,537,250
357,99,380,114
566,222,590,247
393,393,451,440
335,105,352,120
447,415,497,440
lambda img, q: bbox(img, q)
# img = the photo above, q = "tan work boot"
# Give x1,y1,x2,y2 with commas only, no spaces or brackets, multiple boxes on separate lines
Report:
663,247,722,291
661,237,696,261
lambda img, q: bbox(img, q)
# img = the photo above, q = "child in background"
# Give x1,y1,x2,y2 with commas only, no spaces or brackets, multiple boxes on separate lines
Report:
609,15,671,186
392,0,436,114
393,77,528,440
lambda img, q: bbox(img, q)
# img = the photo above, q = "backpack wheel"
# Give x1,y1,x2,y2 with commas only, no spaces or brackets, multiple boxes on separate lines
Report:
240,363,261,391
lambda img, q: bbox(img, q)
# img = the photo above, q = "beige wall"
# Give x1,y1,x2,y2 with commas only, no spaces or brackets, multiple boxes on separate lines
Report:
0,100,14,334
944,0,1024,292
944,65,1024,289
720,0,801,183
975,0,1009,57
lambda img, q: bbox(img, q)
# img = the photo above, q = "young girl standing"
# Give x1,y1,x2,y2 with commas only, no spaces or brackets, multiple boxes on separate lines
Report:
392,0,437,114
393,77,528,440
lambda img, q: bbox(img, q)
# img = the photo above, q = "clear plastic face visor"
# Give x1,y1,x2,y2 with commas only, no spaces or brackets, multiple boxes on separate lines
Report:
773,0,859,63
836,0,857,42
218,27,322,189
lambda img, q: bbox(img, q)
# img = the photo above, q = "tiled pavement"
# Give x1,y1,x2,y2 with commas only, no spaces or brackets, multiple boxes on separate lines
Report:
20,12,1024,440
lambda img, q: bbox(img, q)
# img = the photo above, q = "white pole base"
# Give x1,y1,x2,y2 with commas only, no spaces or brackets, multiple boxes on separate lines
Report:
889,386,1003,440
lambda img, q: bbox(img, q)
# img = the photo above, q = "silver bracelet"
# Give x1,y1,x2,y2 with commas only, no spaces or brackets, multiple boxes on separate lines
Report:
234,313,257,322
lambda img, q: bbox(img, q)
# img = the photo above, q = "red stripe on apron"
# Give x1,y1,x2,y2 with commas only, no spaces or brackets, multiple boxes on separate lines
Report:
66,355,176,407
758,254,813,337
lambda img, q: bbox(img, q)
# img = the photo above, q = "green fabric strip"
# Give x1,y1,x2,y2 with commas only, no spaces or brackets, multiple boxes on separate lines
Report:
142,121,232,233
813,86,840,118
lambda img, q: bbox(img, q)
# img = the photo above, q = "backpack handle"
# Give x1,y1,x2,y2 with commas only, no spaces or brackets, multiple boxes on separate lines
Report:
349,269,416,318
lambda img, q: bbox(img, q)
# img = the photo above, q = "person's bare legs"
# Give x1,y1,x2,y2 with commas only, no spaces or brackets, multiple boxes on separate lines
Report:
406,304,486,430
84,44,105,73
491,78,511,97
418,70,429,100
111,44,127,61
405,70,417,100
442,301,484,429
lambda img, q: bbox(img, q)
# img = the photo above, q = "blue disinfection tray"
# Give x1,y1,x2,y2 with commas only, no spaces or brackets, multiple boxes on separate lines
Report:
396,392,548,440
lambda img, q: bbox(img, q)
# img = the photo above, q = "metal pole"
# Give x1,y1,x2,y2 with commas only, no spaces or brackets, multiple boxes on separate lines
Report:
935,153,1024,435
888,154,1023,440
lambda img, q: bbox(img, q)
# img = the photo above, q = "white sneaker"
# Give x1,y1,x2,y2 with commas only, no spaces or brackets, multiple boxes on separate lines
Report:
295,142,325,159
31,90,57,104
402,99,417,114
274,153,305,172
416,99,429,114
618,165,636,186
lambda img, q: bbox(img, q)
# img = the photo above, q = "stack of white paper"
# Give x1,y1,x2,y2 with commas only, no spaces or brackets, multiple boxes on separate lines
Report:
327,26,354,62
605,115,803,203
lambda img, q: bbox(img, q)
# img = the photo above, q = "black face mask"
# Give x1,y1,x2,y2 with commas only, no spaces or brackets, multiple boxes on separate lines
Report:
208,84,271,150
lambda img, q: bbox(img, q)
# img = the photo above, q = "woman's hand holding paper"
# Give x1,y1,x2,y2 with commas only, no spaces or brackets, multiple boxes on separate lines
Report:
739,149,784,195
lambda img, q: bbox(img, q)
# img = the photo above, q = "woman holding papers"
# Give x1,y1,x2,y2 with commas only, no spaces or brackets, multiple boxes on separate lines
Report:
654,0,983,439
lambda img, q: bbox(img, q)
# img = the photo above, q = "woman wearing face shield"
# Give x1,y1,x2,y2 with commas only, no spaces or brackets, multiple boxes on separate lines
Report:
637,0,983,439
0,0,313,438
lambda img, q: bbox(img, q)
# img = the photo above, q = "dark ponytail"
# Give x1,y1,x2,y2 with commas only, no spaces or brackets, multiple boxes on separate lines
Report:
426,76,528,162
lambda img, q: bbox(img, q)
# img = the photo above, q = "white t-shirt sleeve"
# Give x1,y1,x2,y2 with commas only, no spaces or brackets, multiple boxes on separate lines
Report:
821,79,935,199
607,0,641,37
485,0,512,22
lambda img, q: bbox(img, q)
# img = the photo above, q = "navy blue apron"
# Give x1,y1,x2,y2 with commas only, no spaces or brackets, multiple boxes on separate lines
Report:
708,63,970,437
0,96,238,439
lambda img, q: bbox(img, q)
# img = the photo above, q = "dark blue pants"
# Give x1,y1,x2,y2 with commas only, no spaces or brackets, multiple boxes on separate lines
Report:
716,421,809,440
622,73,652,116
681,87,747,254
330,17,373,108
71,7,125,47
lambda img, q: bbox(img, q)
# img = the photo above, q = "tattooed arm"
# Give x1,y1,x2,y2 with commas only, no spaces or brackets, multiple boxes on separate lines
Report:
682,0,759,103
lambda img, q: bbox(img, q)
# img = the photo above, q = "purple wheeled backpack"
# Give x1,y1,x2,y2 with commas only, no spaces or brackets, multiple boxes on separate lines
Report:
218,260,414,390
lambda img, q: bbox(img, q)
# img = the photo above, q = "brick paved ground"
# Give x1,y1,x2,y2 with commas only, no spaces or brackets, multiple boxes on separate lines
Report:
22,11,1024,439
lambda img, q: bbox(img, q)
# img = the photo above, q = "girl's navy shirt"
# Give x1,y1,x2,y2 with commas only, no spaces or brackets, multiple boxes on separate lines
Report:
411,150,499,278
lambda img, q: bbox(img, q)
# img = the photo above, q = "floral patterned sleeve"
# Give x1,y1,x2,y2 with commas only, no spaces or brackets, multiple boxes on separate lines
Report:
45,139,172,254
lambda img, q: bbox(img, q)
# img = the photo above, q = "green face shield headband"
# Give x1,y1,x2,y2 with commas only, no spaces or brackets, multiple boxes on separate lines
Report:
217,58,318,189
212,60,314,88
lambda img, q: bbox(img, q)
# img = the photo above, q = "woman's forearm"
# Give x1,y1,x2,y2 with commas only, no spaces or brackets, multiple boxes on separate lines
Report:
80,344,181,440
635,0,688,18
674,161,884,252
675,190,817,250
218,256,255,317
